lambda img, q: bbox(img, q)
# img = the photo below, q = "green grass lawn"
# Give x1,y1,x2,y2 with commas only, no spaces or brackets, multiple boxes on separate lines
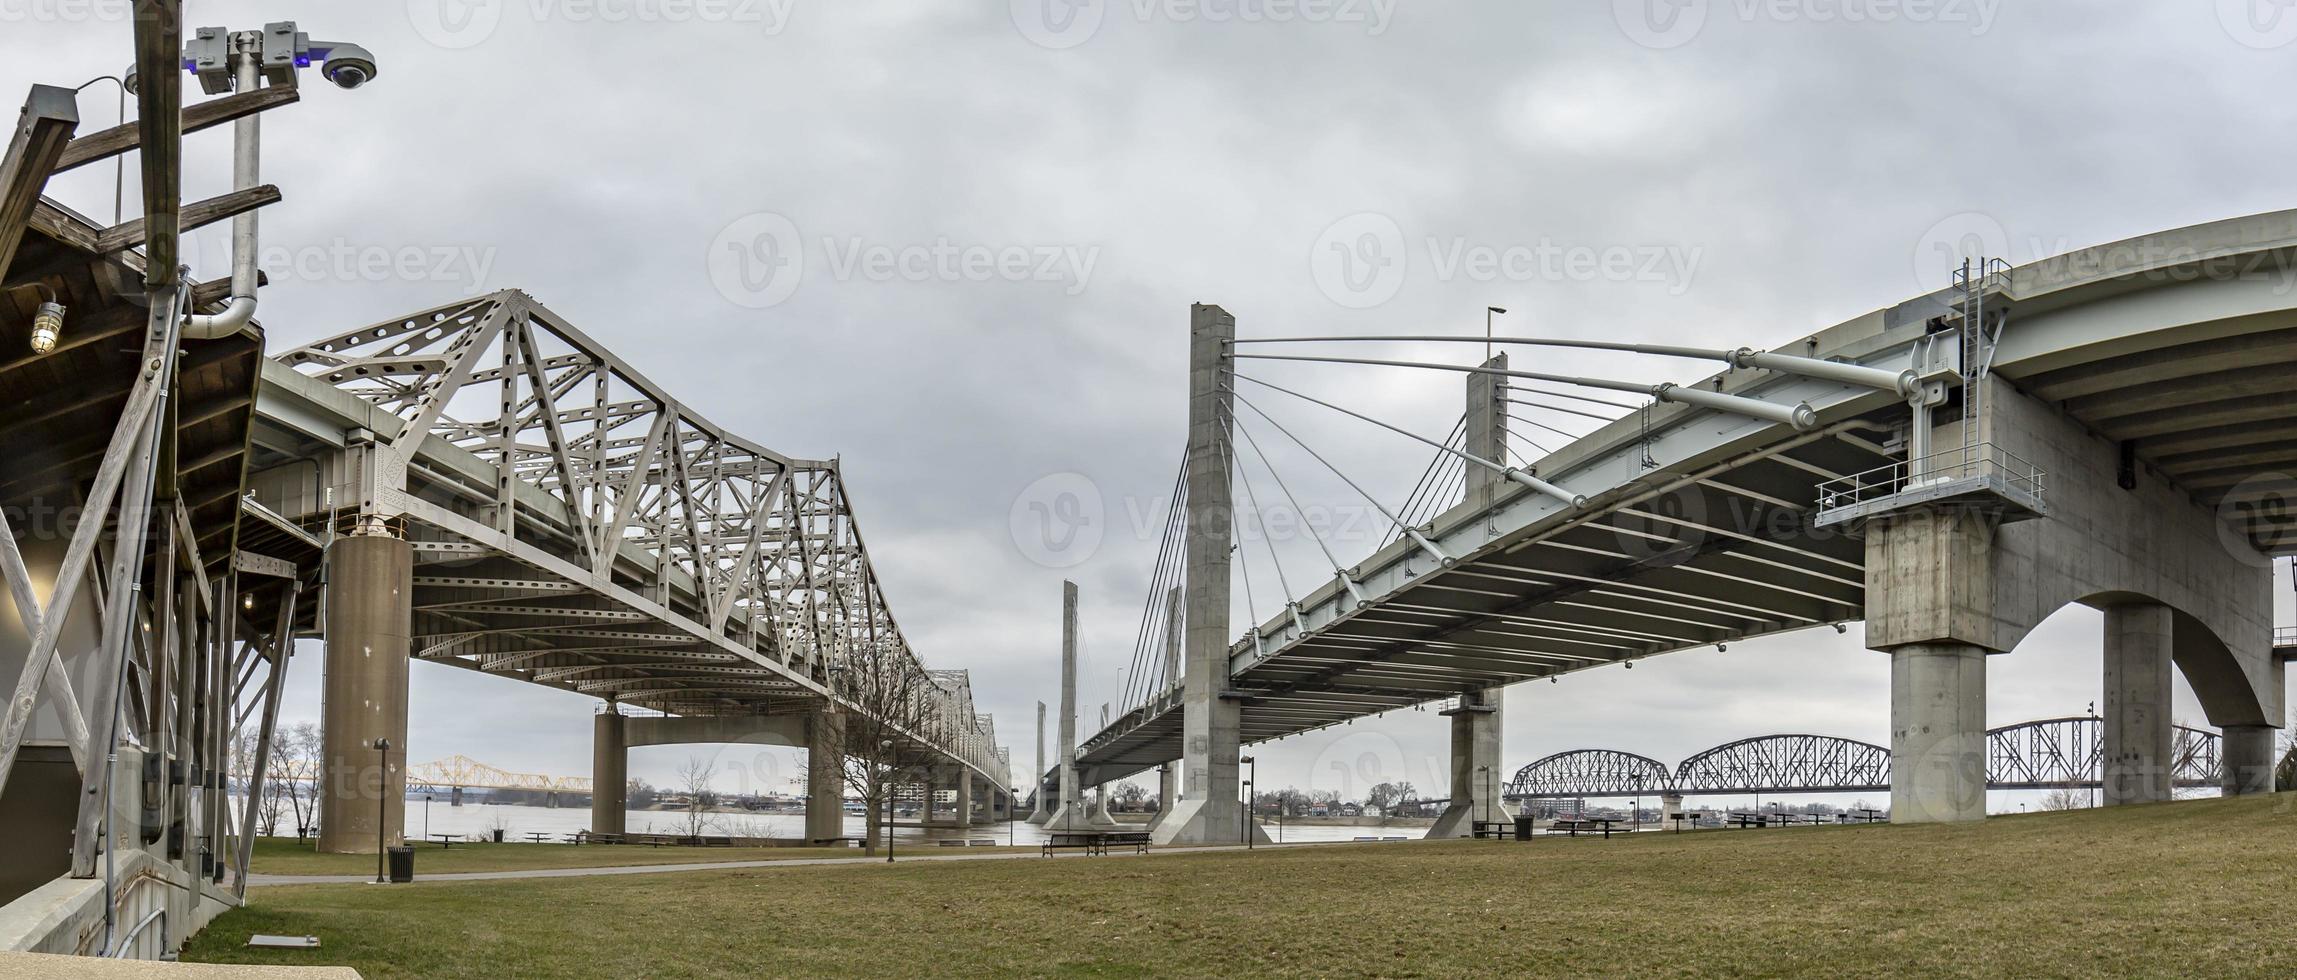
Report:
196,794,2297,977
246,836,948,876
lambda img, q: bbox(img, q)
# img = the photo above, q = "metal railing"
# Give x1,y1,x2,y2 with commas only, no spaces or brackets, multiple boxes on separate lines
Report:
2274,626,2297,649
1814,442,2045,527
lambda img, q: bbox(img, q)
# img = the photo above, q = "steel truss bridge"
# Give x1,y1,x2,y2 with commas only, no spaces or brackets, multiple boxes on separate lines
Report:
1504,717,2224,799
254,289,1007,788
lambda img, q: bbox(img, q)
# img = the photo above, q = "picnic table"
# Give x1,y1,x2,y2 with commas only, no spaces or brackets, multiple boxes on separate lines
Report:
1547,818,1619,839
427,833,461,848
525,832,553,843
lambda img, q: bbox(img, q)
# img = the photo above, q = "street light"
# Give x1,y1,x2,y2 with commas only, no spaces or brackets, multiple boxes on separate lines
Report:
1241,755,1256,849
372,737,391,885
1485,306,1508,362
881,739,896,863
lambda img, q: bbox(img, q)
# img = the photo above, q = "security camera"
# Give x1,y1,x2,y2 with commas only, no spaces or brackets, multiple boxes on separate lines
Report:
316,41,378,90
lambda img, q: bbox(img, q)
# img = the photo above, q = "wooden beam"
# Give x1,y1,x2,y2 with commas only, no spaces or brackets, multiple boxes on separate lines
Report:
93,184,280,255
133,1,184,287
0,84,80,279
55,85,298,174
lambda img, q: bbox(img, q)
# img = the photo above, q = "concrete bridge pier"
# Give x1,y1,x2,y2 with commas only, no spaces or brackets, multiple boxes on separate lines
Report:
1153,305,1262,846
1865,375,2282,823
2103,603,2174,805
1146,763,1176,832
1427,688,1509,839
592,709,628,836
1026,701,1052,824
2220,725,2279,795
806,708,846,842
317,531,413,855
953,768,976,827
1428,354,1516,841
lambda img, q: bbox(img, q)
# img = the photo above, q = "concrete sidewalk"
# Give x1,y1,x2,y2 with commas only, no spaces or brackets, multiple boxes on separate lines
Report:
245,837,1392,886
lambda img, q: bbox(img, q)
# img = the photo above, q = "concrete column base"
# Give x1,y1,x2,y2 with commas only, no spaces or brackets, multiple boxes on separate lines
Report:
316,533,413,855
1148,797,1267,845
2221,724,2280,795
804,710,845,842
2103,603,2174,805
1426,689,1512,840
1888,643,1988,823
591,710,628,836
1145,763,1176,831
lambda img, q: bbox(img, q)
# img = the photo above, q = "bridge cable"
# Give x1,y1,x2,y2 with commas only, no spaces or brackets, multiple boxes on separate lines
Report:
1506,396,1624,425
1230,373,1584,508
1231,353,1817,431
1224,430,1301,640
1120,451,1189,713
1225,388,1455,566
1383,416,1465,549
1226,409,1371,604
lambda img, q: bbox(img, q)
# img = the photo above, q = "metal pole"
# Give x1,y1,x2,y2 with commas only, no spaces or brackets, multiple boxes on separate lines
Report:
373,737,389,884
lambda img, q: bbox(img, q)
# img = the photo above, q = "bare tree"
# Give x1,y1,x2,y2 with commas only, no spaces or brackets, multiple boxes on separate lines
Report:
2274,728,2296,794
233,730,294,838
833,637,942,856
1112,780,1148,811
2038,787,2088,811
1365,781,1416,824
276,722,324,837
676,756,719,839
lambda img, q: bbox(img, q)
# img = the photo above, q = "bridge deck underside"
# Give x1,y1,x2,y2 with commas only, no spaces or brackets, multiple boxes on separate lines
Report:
1079,430,1894,785
2002,313,2297,553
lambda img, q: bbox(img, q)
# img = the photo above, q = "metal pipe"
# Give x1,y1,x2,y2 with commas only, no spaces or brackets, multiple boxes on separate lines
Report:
184,35,260,339
1656,383,1818,430
110,907,166,957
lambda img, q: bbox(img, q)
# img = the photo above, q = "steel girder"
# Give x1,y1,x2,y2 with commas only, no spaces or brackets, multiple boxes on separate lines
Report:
268,290,1006,787
1503,718,2224,799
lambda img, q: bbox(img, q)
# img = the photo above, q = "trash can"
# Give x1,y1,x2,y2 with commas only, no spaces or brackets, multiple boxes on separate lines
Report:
1514,815,1536,841
491,829,506,843
387,845,415,883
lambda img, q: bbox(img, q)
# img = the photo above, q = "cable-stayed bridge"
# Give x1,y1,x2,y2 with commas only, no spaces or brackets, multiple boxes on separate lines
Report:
1063,214,2296,843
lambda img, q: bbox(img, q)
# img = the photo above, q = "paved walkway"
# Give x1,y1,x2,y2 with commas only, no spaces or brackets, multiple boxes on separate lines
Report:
246,838,1400,887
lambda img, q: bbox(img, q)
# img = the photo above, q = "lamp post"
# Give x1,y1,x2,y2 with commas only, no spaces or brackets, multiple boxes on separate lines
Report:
1241,755,1256,849
1485,306,1508,362
881,739,896,864
423,792,432,843
372,737,391,884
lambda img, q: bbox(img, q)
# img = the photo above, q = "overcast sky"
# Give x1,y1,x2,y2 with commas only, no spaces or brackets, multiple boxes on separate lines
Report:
8,2,2295,807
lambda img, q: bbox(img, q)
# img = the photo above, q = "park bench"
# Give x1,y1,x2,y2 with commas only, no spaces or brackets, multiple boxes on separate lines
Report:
936,839,968,847
1726,812,1769,829
1041,831,1152,856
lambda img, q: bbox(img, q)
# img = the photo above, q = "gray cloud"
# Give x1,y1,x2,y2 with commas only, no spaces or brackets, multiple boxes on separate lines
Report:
6,1,2290,801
